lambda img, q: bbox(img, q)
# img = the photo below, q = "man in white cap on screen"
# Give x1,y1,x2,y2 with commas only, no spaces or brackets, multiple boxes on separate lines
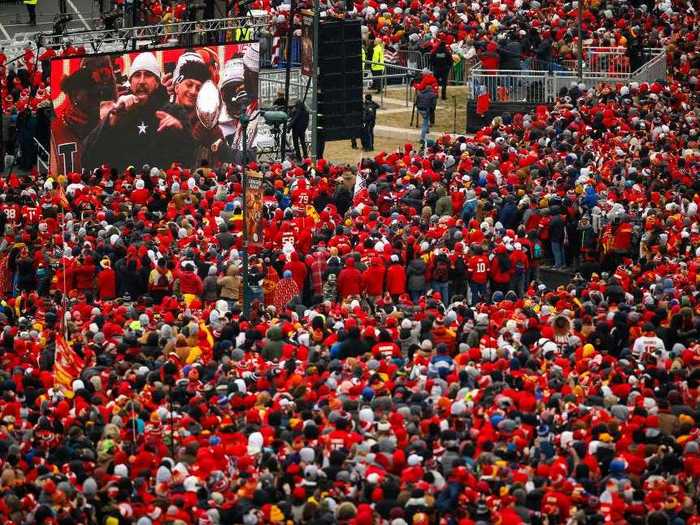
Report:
82,51,194,171
211,44,260,165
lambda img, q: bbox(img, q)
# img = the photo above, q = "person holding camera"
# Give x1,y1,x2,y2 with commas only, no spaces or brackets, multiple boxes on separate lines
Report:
413,69,438,124
415,83,436,147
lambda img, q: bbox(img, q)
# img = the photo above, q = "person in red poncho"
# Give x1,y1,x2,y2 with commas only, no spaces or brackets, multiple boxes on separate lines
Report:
273,270,300,312
490,244,513,294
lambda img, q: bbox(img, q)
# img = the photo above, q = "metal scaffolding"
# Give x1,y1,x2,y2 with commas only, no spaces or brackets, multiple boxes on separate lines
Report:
1,15,270,59
40,15,269,51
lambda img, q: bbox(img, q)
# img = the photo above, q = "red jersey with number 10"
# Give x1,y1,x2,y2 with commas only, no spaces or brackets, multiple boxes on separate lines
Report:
468,254,490,284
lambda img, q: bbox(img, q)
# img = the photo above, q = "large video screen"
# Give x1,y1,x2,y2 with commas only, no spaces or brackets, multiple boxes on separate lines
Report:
50,42,259,175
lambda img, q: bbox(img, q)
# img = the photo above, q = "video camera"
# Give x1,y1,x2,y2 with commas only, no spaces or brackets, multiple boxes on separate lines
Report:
53,14,73,35
408,69,423,84
102,9,123,31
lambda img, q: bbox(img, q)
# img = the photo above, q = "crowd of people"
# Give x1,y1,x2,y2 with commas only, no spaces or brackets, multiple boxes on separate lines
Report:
0,0,697,523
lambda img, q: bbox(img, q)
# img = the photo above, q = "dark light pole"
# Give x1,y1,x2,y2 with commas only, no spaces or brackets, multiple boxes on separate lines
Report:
240,110,287,318
577,0,583,81
280,0,296,161
310,0,319,160
240,113,250,318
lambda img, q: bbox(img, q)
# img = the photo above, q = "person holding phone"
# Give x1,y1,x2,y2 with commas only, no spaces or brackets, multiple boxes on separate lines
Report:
82,52,193,171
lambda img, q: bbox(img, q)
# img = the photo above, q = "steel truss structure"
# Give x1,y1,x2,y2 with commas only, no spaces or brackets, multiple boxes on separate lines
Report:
39,15,269,51
1,16,269,60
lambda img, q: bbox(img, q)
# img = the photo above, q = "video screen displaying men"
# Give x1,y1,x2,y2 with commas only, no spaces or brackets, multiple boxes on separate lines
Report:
49,43,259,175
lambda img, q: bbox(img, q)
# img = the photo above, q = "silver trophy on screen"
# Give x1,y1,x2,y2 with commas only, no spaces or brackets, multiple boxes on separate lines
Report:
196,80,222,130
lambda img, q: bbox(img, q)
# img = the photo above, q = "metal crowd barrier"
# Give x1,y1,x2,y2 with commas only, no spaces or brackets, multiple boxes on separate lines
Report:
364,59,422,107
469,69,550,103
632,50,667,84
584,46,630,75
395,49,426,70
467,47,667,104
258,67,307,107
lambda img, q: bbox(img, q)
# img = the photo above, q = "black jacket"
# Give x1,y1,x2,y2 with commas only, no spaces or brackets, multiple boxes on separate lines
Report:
82,86,194,171
289,101,309,135
432,44,453,74
362,100,379,126
549,214,565,243
499,40,522,70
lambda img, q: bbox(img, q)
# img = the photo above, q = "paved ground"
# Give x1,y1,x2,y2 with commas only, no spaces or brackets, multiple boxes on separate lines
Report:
375,85,471,136
0,0,100,42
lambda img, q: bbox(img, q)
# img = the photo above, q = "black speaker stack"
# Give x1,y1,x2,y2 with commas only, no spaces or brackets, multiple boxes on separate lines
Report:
317,18,363,141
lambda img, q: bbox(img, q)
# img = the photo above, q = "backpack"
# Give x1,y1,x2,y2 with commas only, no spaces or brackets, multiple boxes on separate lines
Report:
498,253,511,272
433,260,449,282
454,257,466,276
363,102,377,125
416,88,436,112
153,271,170,291
533,241,543,259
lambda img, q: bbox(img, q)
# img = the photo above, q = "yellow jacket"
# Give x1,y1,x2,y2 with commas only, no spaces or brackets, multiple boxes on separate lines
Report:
371,43,385,72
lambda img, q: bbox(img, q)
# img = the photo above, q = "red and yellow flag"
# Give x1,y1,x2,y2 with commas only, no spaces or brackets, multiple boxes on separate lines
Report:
56,185,70,210
54,334,84,398
198,321,215,361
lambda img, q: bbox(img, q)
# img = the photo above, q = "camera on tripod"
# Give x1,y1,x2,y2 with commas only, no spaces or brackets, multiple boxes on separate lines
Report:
410,69,425,83
102,9,123,30
53,14,73,35
187,2,206,18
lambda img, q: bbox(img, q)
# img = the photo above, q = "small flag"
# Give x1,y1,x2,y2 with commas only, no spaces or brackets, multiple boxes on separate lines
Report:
305,205,320,223
198,321,215,361
57,185,70,210
354,170,366,196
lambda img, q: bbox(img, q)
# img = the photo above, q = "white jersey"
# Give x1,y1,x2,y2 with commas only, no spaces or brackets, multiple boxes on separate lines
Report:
632,335,666,359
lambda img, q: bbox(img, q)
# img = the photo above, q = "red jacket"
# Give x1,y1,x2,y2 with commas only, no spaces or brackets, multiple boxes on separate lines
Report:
73,261,96,291
414,73,438,93
178,270,204,295
490,255,512,284
130,187,151,205
97,268,117,300
612,221,633,252
386,263,406,295
479,42,500,71
362,263,386,296
509,249,529,271
337,261,363,299
431,326,456,354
